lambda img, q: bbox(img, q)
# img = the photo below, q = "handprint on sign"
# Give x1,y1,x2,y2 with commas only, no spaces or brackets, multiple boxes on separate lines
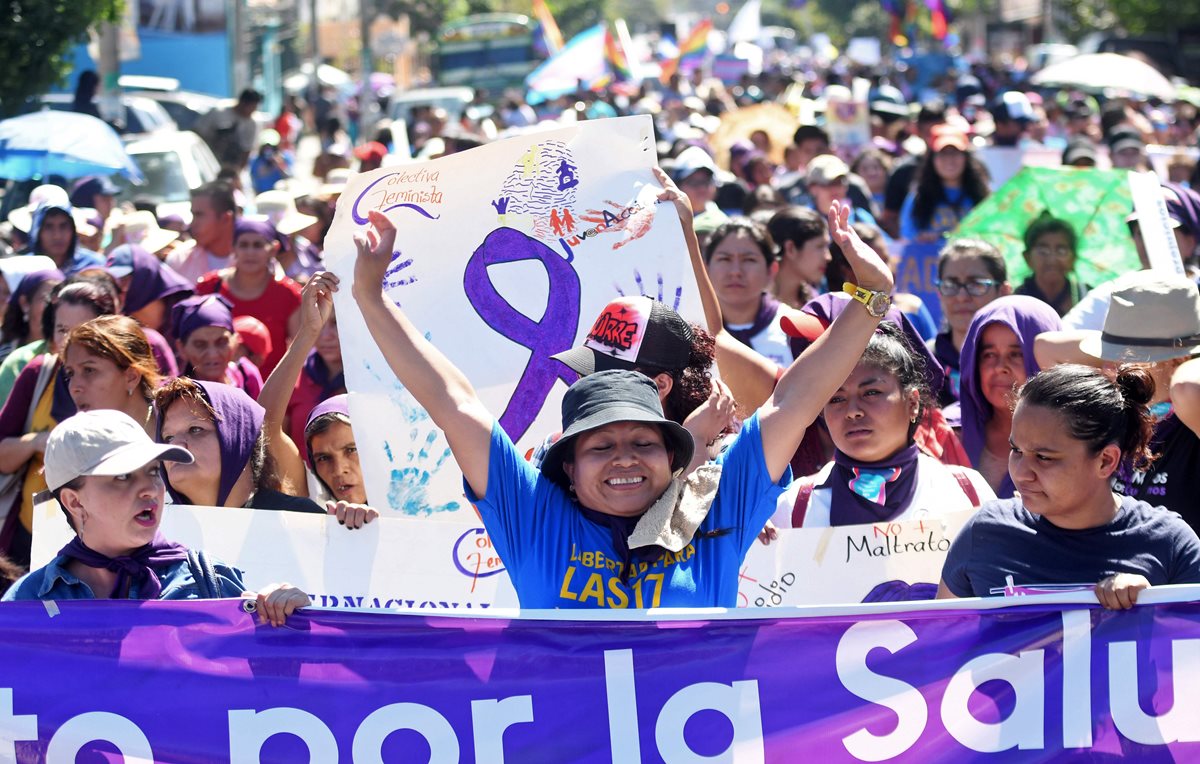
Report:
382,249,417,303
614,270,683,311
385,428,461,516
579,199,658,250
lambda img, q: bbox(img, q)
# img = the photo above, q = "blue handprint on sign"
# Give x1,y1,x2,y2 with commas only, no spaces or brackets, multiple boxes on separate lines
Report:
614,270,683,311
385,428,461,516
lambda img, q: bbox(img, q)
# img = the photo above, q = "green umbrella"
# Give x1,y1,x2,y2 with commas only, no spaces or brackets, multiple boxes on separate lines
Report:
954,166,1140,288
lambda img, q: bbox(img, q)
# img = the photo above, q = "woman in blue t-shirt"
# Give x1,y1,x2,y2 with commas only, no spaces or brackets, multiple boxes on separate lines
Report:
938,364,1200,609
348,173,896,609
898,126,989,243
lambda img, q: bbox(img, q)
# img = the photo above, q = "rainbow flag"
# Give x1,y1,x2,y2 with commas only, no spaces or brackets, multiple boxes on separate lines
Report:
605,27,632,82
659,19,712,83
532,0,565,55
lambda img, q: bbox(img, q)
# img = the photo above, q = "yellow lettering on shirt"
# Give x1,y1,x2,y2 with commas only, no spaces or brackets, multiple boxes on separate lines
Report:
644,573,665,608
579,572,606,605
558,566,580,601
606,577,629,609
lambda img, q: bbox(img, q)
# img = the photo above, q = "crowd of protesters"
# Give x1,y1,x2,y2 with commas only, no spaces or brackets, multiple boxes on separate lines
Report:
0,50,1199,613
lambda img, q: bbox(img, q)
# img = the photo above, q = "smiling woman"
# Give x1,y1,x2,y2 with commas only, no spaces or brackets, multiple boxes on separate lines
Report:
349,167,897,609
938,364,1200,610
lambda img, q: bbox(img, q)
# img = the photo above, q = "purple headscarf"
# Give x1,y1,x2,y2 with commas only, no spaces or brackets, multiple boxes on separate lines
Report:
170,294,234,343
12,268,64,306
108,245,193,317
958,296,1062,498
157,380,265,506
799,292,946,393
305,393,350,433
1165,183,1200,240
234,218,281,246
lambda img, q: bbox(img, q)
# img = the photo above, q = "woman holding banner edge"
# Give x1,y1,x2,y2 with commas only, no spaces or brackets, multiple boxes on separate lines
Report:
345,168,895,609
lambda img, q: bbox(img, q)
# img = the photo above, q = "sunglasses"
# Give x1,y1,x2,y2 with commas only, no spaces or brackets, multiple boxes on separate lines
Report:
935,277,999,297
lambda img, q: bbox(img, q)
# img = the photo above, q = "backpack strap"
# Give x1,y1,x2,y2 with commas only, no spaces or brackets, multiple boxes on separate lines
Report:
948,467,981,507
186,549,221,599
790,475,819,528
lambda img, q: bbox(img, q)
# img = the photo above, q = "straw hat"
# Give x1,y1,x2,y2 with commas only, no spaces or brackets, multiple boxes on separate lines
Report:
1079,272,1200,364
108,210,180,257
7,184,98,234
254,190,319,235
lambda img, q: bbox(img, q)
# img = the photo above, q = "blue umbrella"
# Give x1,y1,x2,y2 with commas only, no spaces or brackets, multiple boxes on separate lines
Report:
0,111,144,183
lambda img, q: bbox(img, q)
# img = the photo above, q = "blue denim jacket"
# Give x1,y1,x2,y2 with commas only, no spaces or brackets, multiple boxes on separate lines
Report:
2,553,247,601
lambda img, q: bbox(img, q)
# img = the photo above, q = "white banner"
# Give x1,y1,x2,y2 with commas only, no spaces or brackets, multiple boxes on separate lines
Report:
322,116,705,519
32,501,969,609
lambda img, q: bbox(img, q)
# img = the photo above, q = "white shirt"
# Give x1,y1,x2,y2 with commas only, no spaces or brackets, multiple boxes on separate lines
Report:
1062,269,1155,331
771,453,995,529
165,242,233,284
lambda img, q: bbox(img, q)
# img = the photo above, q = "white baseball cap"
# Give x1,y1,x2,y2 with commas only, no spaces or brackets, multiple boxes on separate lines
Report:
44,410,193,492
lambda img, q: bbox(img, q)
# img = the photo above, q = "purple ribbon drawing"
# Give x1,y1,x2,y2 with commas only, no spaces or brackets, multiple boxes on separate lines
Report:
464,227,581,442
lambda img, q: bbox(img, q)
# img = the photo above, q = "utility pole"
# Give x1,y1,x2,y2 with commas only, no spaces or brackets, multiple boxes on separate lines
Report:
360,0,373,141
98,21,121,124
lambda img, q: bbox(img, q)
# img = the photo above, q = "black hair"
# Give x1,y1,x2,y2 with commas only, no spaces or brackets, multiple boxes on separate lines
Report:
766,206,826,256
910,149,990,232
2,273,62,346
52,476,87,532
938,238,1008,282
1017,364,1157,470
792,124,829,147
42,275,120,347
917,100,947,125
858,321,932,440
1023,214,1077,256
190,180,237,216
634,326,717,424
704,218,777,265
237,88,263,106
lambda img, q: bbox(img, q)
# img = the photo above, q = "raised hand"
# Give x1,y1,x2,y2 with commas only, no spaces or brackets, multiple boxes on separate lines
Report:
298,271,338,338
352,209,398,300
826,200,893,294
652,166,694,230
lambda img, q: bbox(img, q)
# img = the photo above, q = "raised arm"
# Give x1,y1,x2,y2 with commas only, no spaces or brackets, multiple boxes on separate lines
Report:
655,166,780,412
351,210,494,497
1032,330,1102,370
1171,356,1200,435
257,273,338,496
757,201,894,481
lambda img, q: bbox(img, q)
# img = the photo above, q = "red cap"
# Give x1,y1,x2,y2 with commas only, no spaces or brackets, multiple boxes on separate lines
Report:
930,125,970,152
353,141,388,162
233,315,272,360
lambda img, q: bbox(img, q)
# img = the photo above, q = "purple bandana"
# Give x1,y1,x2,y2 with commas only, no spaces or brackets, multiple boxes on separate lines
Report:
157,380,265,506
109,244,193,316
170,294,234,343
825,444,921,526
234,218,281,245
958,296,1062,498
305,393,350,433
58,533,189,600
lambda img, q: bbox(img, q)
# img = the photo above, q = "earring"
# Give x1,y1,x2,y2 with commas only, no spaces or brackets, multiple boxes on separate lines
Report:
127,387,134,398
568,483,576,494
910,412,919,424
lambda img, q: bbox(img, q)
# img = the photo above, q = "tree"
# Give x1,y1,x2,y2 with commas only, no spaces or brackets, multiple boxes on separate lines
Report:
0,0,122,118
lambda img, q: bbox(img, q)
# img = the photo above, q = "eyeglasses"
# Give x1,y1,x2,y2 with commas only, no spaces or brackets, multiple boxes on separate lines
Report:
935,278,999,297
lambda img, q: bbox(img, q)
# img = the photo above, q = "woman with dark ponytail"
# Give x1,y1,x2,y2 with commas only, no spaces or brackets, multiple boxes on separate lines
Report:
938,364,1200,610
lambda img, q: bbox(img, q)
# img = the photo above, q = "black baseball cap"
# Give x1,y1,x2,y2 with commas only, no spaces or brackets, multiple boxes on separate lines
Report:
553,297,695,376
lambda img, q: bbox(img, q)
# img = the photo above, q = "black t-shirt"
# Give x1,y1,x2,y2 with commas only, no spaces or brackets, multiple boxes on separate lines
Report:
1113,415,1200,533
883,155,920,214
941,495,1200,597
246,488,324,514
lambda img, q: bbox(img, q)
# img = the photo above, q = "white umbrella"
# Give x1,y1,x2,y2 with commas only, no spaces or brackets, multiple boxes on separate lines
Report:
282,63,353,93
1031,52,1176,100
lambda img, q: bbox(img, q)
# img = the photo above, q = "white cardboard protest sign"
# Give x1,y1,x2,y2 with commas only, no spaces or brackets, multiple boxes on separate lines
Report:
1129,169,1186,276
32,503,968,609
321,115,704,519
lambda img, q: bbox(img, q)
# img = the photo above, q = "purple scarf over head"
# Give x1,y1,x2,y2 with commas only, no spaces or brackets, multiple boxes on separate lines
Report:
109,244,193,316
958,296,1062,498
12,268,65,306
234,218,281,246
157,380,265,506
303,350,345,399
305,393,350,432
825,444,921,526
58,533,189,599
801,292,946,393
171,294,234,343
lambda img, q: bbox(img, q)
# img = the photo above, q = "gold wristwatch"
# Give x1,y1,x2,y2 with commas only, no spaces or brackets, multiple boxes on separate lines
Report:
843,282,892,318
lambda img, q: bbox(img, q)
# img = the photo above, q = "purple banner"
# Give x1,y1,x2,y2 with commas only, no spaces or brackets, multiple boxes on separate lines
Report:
1,597,1199,761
